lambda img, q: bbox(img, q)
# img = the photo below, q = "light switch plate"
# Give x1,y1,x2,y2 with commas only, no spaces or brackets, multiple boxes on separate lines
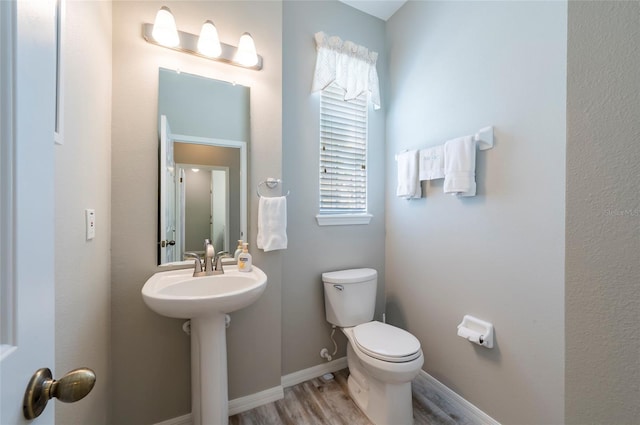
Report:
85,209,96,240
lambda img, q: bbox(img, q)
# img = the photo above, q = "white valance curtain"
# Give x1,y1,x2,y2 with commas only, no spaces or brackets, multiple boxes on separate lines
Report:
311,31,381,110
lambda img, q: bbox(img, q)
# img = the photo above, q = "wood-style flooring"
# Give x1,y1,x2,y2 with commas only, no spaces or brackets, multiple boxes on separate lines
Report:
229,369,474,425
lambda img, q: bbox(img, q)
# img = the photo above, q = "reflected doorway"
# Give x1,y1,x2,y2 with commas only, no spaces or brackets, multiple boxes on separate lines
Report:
176,165,230,256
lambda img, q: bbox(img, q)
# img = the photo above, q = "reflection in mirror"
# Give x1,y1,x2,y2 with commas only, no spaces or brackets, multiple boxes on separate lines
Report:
175,143,240,254
158,68,249,266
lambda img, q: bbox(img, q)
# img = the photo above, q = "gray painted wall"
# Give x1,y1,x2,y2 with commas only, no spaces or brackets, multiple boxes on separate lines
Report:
111,1,282,423
55,1,112,423
385,2,566,423
566,2,640,423
282,1,387,375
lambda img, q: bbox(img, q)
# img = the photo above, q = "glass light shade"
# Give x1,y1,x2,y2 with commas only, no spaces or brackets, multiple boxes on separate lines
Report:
152,6,179,47
234,32,258,67
197,20,222,58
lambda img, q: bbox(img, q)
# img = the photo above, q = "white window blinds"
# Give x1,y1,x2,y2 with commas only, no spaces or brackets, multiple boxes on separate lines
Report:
320,83,368,214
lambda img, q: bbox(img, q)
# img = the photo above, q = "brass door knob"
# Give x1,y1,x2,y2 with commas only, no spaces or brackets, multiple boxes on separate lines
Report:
23,367,96,419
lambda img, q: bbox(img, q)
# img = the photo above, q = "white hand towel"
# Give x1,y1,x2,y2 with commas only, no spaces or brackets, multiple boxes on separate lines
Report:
419,145,445,181
444,136,477,197
396,150,421,199
257,196,288,252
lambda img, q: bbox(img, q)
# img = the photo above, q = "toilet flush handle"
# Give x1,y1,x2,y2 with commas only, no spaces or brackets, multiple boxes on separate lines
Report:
333,284,344,291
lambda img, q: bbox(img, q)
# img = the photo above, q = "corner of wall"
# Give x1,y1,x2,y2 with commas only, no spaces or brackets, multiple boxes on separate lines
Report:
55,1,113,424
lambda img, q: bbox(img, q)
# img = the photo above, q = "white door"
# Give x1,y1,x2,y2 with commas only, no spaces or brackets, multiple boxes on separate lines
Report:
160,115,177,263
210,169,229,253
1,0,56,423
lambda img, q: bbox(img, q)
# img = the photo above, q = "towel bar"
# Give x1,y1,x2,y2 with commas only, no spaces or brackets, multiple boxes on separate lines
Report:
395,125,494,157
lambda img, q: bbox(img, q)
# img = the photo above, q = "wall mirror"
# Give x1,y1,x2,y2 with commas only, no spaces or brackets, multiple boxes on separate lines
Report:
158,68,249,265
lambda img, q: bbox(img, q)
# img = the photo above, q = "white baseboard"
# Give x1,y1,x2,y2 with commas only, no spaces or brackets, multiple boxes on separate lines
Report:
228,385,284,416
421,370,501,425
281,356,348,388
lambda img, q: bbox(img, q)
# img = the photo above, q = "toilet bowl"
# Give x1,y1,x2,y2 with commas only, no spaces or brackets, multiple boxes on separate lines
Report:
343,323,424,425
322,269,424,425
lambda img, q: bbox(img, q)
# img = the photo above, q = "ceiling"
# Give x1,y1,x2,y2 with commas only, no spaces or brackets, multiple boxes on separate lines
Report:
339,0,407,21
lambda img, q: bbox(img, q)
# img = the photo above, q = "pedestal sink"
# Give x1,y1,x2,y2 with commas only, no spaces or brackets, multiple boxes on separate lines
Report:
142,265,267,425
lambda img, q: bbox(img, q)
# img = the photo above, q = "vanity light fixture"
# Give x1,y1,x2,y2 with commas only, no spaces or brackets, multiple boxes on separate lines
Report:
234,33,258,67
197,20,221,58
151,6,179,48
142,7,263,70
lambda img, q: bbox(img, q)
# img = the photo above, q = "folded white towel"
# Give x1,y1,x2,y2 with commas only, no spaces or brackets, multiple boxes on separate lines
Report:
257,196,288,252
419,145,445,181
396,150,421,199
444,136,476,197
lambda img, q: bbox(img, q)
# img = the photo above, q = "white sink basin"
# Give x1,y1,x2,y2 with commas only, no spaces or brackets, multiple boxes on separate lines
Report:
142,265,267,318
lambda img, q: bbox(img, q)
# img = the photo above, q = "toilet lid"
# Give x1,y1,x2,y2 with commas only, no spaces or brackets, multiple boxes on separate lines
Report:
353,321,421,363
322,268,377,284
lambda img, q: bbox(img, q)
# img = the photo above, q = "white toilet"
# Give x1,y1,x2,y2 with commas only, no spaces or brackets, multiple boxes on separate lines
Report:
322,268,424,425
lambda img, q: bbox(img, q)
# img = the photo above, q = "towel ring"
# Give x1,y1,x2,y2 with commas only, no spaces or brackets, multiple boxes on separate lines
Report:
257,178,290,198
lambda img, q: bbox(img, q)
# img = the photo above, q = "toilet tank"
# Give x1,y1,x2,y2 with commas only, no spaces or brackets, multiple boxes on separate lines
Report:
322,268,377,327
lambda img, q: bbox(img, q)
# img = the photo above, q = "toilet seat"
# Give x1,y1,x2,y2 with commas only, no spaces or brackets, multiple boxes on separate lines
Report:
353,321,421,363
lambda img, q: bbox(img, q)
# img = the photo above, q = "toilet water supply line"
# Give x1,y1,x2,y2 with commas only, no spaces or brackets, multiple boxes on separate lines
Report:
320,312,387,362
320,326,338,362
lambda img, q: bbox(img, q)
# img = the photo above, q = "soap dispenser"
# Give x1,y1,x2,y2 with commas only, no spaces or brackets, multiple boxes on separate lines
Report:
238,243,252,272
233,240,243,260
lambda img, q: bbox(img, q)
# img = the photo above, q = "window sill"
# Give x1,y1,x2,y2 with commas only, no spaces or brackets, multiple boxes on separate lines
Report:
316,213,372,226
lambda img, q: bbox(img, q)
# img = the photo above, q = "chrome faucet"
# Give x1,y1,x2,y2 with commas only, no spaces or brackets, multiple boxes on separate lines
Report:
213,251,230,275
186,240,230,277
203,239,215,273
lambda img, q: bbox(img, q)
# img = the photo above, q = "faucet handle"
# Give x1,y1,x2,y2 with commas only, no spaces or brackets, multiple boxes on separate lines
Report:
213,251,230,273
184,252,203,274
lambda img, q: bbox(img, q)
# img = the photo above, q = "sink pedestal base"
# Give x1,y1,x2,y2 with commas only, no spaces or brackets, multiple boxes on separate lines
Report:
191,314,228,425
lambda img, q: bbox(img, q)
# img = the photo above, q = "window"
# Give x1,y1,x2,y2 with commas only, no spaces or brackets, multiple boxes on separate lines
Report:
316,83,372,226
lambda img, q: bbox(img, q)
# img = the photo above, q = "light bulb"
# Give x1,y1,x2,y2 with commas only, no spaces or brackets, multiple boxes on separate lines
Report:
152,6,179,47
197,20,221,58
234,32,258,67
